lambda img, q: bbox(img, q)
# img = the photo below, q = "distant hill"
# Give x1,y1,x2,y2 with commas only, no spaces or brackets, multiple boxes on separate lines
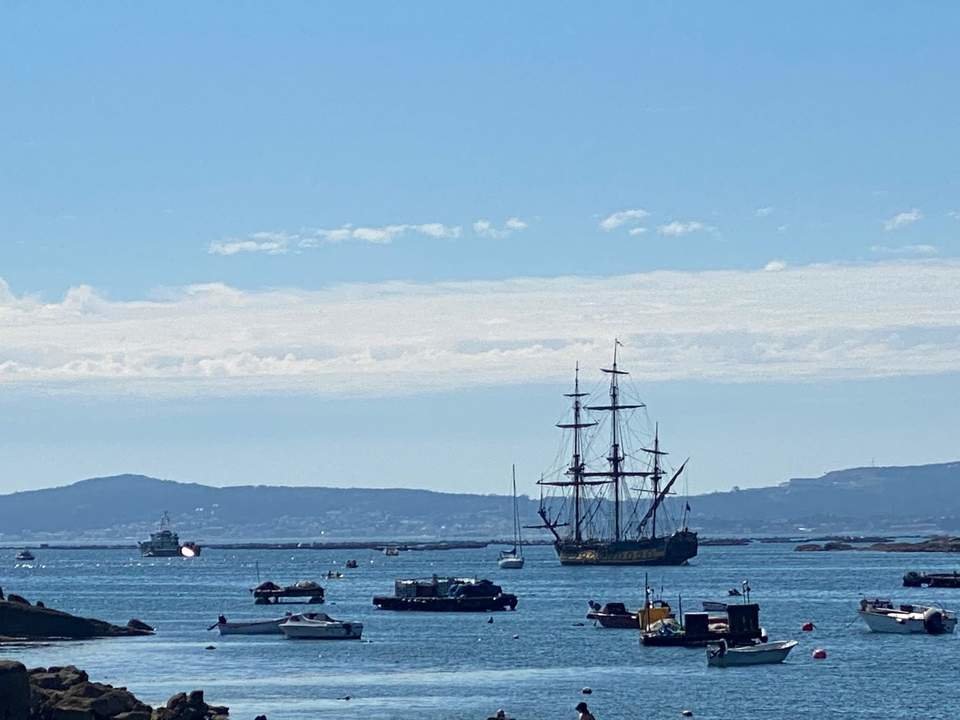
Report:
0,474,533,542
1,463,959,541
683,461,960,533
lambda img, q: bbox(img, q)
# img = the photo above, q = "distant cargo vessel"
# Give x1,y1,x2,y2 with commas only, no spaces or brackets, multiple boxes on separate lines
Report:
138,512,202,557
536,342,698,566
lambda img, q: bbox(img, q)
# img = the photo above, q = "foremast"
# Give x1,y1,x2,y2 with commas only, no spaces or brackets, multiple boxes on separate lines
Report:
537,363,597,542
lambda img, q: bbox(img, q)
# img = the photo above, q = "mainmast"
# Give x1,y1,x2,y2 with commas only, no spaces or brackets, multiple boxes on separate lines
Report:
583,340,646,541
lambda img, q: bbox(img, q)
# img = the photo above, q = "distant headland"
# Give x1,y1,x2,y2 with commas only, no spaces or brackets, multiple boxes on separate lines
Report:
1,461,959,542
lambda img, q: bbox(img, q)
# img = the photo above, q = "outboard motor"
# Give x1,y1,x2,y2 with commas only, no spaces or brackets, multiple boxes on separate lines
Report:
923,608,945,635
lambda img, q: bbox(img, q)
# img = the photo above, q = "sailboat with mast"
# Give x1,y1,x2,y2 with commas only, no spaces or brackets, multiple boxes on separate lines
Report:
498,465,525,569
536,341,698,566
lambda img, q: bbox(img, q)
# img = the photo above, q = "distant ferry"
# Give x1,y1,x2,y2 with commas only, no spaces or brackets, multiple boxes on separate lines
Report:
139,512,202,557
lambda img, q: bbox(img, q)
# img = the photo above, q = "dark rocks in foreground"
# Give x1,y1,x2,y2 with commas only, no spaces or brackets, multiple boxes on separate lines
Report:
0,597,153,642
0,661,229,720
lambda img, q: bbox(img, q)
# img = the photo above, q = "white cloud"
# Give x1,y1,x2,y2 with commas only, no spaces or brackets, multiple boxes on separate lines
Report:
883,209,923,231
628,227,648,236
599,209,649,232
947,211,960,220
776,225,788,233
657,220,712,237
4,261,960,398
213,223,461,254
209,233,291,256
763,260,787,272
473,218,529,239
755,207,774,217
870,244,938,257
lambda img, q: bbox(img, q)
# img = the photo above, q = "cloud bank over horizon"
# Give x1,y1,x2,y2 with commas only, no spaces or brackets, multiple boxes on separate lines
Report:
2,260,960,398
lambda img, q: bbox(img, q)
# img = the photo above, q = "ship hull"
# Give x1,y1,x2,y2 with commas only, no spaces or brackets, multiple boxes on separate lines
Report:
555,530,698,566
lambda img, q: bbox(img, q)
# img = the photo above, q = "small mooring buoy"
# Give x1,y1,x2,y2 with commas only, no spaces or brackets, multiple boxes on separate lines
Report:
802,621,815,632
681,711,694,717
812,647,827,660
581,687,592,695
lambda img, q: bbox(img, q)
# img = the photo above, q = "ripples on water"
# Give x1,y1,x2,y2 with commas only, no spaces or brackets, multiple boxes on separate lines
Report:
3,545,960,719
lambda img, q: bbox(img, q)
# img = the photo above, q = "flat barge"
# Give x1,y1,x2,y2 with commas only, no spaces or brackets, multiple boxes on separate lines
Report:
373,576,518,612
251,580,325,604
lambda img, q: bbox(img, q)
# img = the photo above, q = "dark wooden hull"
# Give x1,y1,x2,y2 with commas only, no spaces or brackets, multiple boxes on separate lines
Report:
556,530,698,566
372,594,518,612
642,629,762,647
587,612,639,629
904,572,960,588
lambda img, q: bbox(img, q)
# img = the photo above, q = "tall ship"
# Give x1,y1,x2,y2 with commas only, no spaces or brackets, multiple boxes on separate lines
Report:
139,512,202,558
536,342,698,566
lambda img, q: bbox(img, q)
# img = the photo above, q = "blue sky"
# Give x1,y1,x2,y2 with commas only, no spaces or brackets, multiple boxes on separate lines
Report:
1,2,958,496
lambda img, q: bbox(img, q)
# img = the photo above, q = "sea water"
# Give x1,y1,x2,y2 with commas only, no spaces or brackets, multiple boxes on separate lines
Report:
3,543,960,719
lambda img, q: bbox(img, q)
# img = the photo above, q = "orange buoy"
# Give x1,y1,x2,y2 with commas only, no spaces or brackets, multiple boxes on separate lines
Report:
802,621,815,632
812,648,827,660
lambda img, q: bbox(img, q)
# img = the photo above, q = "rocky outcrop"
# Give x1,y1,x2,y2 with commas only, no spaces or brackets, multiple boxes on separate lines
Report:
0,664,231,720
153,690,229,720
0,661,30,720
794,542,854,552
868,536,960,552
0,599,153,641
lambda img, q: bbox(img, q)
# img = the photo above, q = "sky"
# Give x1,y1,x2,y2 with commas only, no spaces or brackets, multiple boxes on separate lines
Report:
1,2,959,497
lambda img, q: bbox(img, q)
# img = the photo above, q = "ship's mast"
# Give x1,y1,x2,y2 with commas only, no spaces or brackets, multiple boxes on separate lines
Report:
583,340,646,541
641,424,671,539
565,364,590,542
539,363,597,543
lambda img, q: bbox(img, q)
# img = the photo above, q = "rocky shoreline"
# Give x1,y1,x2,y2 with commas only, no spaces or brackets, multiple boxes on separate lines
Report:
0,661,232,720
0,595,153,643
795,536,960,553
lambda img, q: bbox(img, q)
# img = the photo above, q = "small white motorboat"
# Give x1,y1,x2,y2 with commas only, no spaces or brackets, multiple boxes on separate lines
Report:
858,598,957,635
279,613,363,640
16,549,35,562
211,614,290,635
383,546,400,556
707,639,798,667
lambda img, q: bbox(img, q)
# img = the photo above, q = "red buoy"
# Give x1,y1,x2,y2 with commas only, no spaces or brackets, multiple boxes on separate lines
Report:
802,621,815,632
812,648,827,660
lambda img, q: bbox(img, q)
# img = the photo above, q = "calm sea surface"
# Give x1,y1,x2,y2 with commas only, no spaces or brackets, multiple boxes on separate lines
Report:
3,544,960,719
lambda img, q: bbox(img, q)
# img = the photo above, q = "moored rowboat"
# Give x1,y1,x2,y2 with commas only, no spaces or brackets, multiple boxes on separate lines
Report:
707,639,797,667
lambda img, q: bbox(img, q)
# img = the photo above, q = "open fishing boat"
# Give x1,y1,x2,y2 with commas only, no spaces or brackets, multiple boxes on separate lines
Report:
498,465,525,570
587,599,673,629
279,613,363,640
707,639,797,667
210,611,338,635
858,598,957,634
211,615,289,635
